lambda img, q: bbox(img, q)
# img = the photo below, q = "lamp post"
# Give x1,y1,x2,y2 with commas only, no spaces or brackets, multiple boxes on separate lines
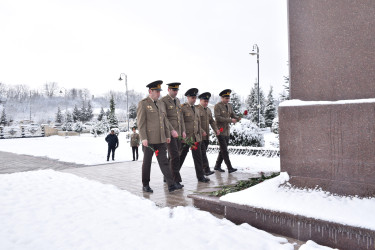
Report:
249,44,260,127
118,73,129,133
29,90,32,122
59,87,67,138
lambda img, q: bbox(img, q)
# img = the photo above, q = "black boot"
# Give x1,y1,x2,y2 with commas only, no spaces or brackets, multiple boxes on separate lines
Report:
143,185,153,193
204,167,215,176
214,166,225,172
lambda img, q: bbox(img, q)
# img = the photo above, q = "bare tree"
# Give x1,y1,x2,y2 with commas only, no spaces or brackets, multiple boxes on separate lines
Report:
44,82,59,98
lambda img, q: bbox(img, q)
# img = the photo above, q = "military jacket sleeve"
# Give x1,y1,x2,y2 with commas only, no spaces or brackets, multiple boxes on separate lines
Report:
136,100,148,142
208,108,219,132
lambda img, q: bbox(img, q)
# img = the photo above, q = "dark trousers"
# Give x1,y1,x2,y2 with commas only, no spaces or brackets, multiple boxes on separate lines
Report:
132,146,139,160
179,143,205,180
215,135,233,169
201,140,211,172
167,137,182,182
142,143,174,187
107,146,116,160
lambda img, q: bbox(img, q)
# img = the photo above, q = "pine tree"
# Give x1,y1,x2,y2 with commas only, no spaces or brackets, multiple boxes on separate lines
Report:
66,110,73,123
230,91,242,117
280,76,290,101
0,108,7,126
97,107,105,121
55,107,63,123
72,105,80,122
110,95,116,114
128,104,137,119
246,81,266,127
108,95,118,128
86,100,94,121
105,109,110,119
264,86,276,127
80,101,87,122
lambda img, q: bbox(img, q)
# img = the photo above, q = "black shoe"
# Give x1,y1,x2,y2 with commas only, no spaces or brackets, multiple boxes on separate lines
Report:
205,170,215,176
175,182,184,189
228,168,238,173
214,167,225,172
132,159,135,161
143,185,153,193
112,159,115,161
168,184,178,192
198,177,210,183
107,159,109,161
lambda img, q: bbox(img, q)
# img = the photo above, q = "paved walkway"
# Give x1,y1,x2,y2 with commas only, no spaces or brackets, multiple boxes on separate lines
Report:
0,150,257,207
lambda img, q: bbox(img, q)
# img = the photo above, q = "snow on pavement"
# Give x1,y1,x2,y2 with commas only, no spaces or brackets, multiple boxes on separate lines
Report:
0,170,294,250
221,172,375,231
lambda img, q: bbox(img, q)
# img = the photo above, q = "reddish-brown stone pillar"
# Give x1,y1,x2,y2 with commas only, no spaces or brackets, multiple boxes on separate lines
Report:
279,0,375,196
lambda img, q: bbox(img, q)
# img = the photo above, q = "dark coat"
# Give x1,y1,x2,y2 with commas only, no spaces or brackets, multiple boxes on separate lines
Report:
105,134,119,148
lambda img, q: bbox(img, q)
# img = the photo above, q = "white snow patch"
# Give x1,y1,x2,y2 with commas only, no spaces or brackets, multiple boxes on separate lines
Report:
221,172,375,230
0,170,294,250
299,240,337,250
280,98,375,107
0,133,140,165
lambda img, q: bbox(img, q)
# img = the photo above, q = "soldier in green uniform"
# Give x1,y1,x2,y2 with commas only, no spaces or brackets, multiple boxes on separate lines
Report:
196,92,220,176
214,89,240,173
136,80,182,193
130,127,140,161
161,82,186,187
179,88,210,183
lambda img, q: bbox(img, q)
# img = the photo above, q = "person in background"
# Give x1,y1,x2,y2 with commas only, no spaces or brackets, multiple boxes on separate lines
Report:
105,128,119,161
130,127,140,161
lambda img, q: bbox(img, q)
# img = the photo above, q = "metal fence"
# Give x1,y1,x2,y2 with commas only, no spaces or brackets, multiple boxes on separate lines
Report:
0,125,45,139
206,145,279,158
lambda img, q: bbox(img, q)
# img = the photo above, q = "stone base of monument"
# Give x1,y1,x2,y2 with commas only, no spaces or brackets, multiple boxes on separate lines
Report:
188,193,375,250
279,100,375,197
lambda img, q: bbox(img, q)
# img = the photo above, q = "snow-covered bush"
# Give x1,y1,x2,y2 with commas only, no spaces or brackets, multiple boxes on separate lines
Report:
271,117,279,134
90,120,110,136
209,118,264,147
72,122,83,133
62,122,73,131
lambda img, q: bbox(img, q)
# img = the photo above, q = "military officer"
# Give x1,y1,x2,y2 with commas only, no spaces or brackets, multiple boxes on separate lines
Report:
179,88,210,183
136,80,182,193
214,89,240,173
161,82,186,186
196,92,220,176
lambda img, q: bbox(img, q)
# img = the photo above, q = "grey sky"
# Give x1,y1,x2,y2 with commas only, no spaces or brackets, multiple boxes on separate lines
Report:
0,0,288,99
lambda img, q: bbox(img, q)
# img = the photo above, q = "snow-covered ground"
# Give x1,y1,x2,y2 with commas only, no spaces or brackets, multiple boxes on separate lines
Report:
221,172,375,231
0,133,280,174
0,170,296,250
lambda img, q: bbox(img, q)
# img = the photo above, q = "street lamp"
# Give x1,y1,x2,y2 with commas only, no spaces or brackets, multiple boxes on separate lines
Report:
249,44,260,127
59,87,68,138
118,73,129,133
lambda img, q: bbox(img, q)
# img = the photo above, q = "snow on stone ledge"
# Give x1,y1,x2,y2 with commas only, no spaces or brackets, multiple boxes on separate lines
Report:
220,172,375,231
279,98,375,107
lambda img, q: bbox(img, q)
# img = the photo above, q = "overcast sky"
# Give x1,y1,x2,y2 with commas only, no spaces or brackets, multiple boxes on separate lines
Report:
0,0,288,99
